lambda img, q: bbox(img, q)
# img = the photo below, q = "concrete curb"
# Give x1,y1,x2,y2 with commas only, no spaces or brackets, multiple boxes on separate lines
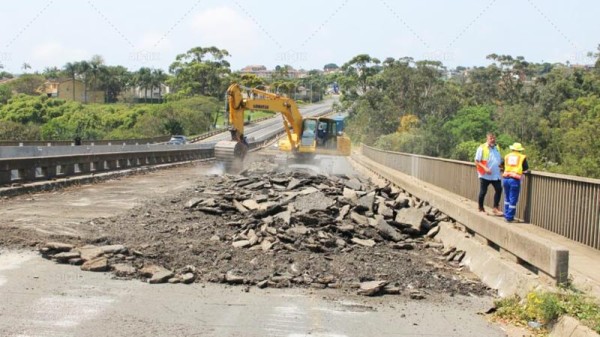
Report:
550,316,599,337
436,222,542,297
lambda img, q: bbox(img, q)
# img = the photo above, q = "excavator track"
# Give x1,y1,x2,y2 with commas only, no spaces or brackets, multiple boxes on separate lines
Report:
214,140,248,172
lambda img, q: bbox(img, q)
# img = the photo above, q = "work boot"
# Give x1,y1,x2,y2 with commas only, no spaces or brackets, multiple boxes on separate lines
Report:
492,208,503,216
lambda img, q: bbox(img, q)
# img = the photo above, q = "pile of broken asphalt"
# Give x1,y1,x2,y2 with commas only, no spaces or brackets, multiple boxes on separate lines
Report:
37,159,490,298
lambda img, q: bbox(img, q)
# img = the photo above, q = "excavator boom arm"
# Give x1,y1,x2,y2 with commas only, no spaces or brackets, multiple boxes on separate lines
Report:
226,83,303,145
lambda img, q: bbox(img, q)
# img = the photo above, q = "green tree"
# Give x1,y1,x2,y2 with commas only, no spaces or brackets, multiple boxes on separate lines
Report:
151,68,168,101
42,66,61,80
168,46,231,98
272,65,294,81
0,84,12,105
239,73,264,89
341,54,381,96
99,66,131,103
8,74,45,95
88,55,107,98
442,106,497,145
0,71,13,80
75,61,91,103
485,54,533,104
0,120,41,140
134,67,153,103
554,95,600,177
323,63,339,72
299,70,326,102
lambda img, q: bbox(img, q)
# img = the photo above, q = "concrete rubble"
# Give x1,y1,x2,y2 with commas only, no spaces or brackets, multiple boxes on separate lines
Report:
36,160,491,298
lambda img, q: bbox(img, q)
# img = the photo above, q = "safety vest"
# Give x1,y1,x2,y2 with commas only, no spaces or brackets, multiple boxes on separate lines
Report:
503,152,526,180
476,143,500,175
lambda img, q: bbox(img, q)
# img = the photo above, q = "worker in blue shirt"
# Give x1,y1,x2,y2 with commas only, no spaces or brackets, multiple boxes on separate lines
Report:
474,133,504,216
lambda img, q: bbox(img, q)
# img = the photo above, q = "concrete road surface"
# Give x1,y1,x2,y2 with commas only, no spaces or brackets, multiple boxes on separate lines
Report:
0,251,506,337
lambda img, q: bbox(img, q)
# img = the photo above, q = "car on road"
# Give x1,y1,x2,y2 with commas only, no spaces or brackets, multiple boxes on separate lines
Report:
167,135,187,145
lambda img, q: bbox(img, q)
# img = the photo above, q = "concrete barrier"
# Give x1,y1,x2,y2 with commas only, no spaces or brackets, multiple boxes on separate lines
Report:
436,221,542,297
550,316,600,337
0,149,214,187
353,152,570,285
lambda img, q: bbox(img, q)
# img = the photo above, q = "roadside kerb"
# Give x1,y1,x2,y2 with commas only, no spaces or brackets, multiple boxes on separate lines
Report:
436,222,542,297
352,150,569,285
550,316,600,337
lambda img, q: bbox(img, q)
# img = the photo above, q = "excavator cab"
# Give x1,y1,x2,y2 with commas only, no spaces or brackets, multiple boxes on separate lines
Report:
295,117,351,157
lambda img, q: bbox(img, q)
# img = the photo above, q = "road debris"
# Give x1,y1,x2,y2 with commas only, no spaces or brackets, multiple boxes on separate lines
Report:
23,157,489,297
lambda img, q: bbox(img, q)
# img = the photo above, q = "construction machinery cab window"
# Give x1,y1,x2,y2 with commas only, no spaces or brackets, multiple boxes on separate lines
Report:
301,119,317,146
317,120,337,149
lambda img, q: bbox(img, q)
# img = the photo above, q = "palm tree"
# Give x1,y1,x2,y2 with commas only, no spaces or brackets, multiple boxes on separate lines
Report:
63,62,78,101
76,61,91,103
22,62,31,73
151,69,167,102
135,67,152,103
99,65,131,103
88,55,106,103
43,66,61,80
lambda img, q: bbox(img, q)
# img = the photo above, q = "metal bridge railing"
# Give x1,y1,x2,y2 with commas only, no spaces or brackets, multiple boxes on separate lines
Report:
0,107,334,189
362,144,600,250
0,148,215,187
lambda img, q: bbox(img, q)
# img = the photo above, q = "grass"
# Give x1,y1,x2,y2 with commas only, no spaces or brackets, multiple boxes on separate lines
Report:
493,289,600,335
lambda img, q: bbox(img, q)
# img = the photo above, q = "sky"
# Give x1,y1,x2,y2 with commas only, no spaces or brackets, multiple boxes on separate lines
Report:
0,0,598,73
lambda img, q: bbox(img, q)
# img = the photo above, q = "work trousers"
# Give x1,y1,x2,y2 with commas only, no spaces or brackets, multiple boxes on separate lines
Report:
478,178,502,209
503,177,521,221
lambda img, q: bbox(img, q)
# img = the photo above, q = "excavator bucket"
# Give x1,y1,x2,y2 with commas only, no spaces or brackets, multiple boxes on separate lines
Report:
214,140,248,172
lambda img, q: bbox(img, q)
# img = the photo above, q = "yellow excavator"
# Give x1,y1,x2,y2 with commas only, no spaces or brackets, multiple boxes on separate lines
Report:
214,83,351,170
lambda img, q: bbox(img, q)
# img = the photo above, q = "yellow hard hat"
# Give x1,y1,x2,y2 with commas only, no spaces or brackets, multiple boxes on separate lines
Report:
509,142,525,151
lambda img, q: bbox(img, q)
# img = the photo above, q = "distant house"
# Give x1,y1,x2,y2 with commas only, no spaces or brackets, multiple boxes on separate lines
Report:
42,80,59,97
286,67,307,79
323,64,340,74
240,65,272,79
55,79,105,103
240,65,307,79
126,83,170,102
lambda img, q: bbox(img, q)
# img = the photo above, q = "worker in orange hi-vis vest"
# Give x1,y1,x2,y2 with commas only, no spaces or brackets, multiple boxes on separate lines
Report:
502,142,529,223
474,133,504,216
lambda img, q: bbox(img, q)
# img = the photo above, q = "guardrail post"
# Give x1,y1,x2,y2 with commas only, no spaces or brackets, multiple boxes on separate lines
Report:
0,169,11,185
46,165,57,179
63,163,75,176
103,160,113,170
22,167,37,182
524,174,533,223
80,162,91,174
